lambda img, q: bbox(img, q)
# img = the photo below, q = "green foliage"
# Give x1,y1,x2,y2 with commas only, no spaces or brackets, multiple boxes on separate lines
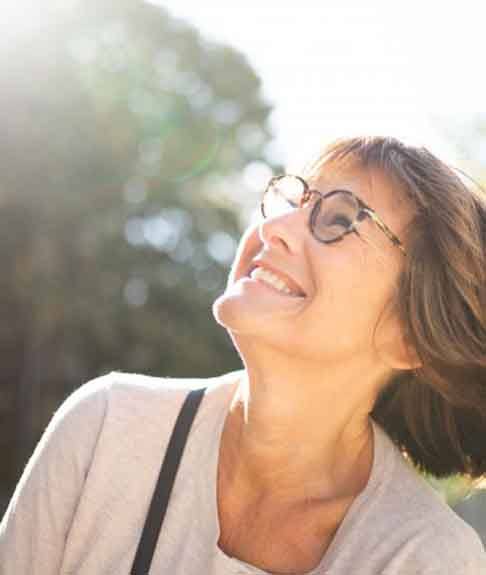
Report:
423,473,481,507
0,0,277,496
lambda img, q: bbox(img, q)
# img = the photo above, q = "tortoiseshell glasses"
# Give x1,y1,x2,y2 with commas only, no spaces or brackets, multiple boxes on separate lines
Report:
261,174,406,254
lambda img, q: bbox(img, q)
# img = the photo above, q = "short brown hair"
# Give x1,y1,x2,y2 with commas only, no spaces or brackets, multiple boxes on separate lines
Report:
309,136,486,480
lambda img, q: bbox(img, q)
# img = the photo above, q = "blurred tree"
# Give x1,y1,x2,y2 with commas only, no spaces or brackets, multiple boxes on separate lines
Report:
0,0,279,504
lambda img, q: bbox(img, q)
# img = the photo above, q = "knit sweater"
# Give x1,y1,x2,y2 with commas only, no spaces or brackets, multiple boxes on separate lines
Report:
1,370,485,574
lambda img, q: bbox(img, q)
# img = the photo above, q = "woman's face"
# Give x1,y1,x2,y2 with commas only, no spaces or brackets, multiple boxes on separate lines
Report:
213,161,414,367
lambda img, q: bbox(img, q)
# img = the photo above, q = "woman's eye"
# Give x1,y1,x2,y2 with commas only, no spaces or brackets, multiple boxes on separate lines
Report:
329,215,352,228
287,199,301,209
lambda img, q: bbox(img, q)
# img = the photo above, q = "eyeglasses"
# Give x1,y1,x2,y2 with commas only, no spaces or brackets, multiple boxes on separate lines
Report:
261,174,406,254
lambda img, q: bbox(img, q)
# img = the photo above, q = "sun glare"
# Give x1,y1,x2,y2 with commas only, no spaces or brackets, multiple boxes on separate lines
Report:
0,0,81,45
0,0,43,44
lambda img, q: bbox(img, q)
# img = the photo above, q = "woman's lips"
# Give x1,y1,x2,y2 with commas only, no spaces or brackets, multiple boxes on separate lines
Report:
247,261,307,297
249,266,306,298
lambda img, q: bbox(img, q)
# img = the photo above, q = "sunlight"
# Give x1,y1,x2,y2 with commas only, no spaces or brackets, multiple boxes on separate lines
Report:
0,0,79,46
0,0,43,42
151,0,486,170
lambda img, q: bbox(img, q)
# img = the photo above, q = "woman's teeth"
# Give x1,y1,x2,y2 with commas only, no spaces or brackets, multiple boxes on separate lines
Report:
249,267,302,297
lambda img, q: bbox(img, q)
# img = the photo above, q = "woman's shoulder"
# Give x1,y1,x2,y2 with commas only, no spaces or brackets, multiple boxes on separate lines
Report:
64,368,242,433
375,503,486,574
70,367,237,398
88,368,241,402
359,423,486,572
33,368,242,508
98,368,240,398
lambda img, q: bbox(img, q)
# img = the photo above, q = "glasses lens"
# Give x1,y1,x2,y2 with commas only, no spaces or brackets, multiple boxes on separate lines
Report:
312,191,359,242
263,176,305,217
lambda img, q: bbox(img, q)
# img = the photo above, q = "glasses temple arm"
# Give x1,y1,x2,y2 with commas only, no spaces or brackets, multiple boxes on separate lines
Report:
363,209,406,254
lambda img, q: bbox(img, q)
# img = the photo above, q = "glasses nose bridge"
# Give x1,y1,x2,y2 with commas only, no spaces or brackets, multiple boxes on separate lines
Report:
302,187,322,208
259,197,311,251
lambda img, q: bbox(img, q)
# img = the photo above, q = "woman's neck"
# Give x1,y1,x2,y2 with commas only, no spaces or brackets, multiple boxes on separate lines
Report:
219,360,380,505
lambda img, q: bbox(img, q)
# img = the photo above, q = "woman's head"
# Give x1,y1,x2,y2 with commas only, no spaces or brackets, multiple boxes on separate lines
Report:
214,135,486,480
213,155,415,377
308,136,486,480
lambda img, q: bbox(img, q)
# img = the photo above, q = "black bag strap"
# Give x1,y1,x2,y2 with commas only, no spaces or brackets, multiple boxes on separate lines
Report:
130,386,206,575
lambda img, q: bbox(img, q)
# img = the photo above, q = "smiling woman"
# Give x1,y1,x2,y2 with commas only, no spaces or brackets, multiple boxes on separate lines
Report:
1,136,486,575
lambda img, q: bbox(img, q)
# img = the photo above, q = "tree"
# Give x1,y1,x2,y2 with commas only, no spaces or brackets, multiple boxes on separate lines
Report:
0,0,278,504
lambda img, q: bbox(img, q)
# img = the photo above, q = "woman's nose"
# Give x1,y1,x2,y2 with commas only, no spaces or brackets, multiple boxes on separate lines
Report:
258,208,308,253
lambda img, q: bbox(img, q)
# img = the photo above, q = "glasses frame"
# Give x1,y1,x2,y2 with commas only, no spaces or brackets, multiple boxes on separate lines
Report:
261,174,406,255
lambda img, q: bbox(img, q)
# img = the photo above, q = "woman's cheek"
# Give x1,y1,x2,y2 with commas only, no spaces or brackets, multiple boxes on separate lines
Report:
228,224,261,284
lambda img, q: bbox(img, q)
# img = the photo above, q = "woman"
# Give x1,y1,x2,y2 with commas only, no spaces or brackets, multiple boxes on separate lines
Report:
1,136,485,574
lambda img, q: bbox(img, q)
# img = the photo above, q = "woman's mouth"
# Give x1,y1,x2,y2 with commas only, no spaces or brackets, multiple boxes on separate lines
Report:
249,266,306,298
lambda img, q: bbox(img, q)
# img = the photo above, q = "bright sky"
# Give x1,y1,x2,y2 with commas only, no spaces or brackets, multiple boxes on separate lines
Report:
3,0,485,171
152,0,486,171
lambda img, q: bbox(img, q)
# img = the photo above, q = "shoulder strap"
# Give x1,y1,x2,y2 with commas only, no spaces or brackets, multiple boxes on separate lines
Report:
130,386,206,575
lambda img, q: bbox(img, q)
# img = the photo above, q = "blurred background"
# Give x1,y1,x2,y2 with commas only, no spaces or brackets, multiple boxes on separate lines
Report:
1,0,486,540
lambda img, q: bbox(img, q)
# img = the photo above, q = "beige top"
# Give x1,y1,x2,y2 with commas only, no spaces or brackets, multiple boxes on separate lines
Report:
1,370,485,574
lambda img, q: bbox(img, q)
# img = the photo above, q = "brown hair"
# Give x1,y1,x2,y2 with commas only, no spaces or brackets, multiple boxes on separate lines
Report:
309,136,486,480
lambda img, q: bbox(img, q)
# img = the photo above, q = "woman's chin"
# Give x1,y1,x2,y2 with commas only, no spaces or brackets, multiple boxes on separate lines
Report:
212,292,270,336
212,291,248,332
213,276,308,334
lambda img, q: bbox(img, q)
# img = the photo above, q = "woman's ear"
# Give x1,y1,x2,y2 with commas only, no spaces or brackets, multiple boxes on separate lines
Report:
374,309,422,370
383,333,422,370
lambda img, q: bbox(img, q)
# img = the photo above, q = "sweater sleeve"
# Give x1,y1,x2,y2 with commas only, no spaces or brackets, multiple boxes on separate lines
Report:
0,373,112,575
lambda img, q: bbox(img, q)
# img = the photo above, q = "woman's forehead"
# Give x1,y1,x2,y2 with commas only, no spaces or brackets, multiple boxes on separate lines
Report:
308,160,410,214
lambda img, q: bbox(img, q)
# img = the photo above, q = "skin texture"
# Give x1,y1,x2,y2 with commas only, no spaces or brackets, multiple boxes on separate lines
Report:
212,161,416,572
